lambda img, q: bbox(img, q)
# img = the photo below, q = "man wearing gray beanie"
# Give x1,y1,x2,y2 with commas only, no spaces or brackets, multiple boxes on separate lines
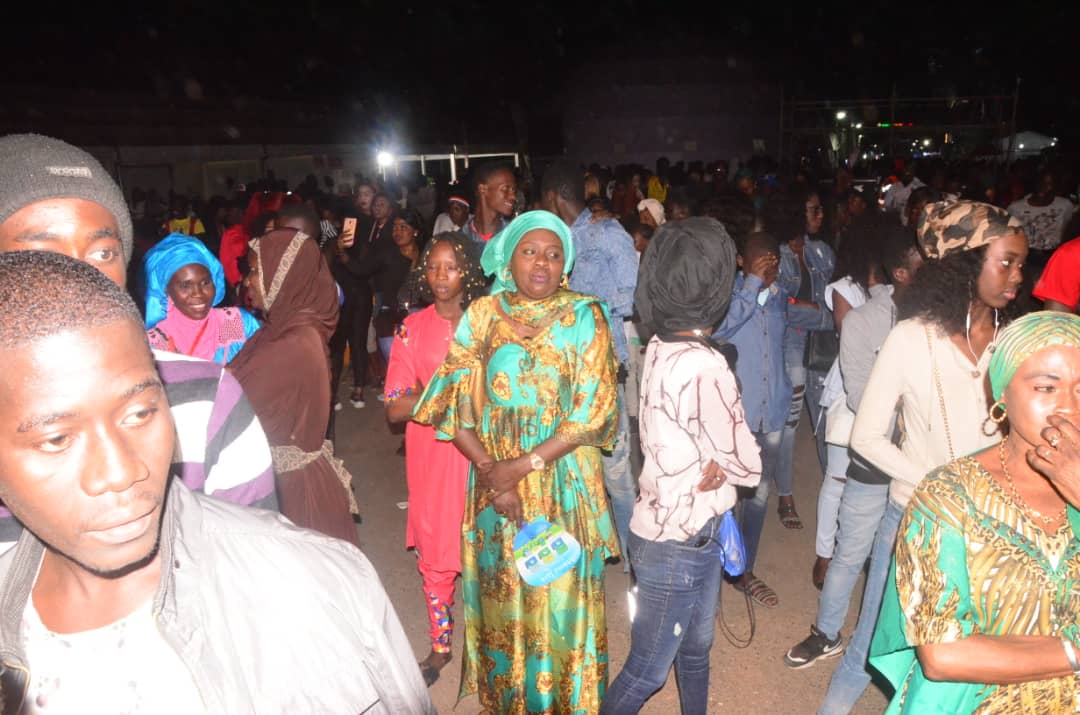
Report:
0,133,279,543
0,134,133,283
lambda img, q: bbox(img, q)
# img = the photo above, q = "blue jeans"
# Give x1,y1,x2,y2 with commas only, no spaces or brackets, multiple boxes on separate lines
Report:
736,430,783,574
815,479,889,639
778,342,828,498
818,499,903,715
604,385,636,567
815,443,851,558
602,517,725,715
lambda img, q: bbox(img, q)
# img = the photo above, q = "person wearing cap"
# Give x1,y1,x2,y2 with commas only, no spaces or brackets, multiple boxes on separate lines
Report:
870,311,1080,714
431,193,471,236
637,197,665,228
603,217,761,714
0,133,277,536
818,200,1028,714
413,211,619,714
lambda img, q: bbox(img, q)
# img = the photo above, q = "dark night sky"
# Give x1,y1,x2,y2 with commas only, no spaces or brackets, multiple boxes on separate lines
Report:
5,2,1078,147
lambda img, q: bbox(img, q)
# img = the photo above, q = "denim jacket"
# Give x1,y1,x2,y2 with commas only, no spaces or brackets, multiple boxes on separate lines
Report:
713,273,827,433
778,237,836,359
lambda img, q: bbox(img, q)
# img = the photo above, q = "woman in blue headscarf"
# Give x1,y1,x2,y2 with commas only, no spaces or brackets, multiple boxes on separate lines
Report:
413,211,620,714
143,232,260,364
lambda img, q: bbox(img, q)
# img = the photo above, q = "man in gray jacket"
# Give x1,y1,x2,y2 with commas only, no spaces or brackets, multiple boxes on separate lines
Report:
0,250,433,714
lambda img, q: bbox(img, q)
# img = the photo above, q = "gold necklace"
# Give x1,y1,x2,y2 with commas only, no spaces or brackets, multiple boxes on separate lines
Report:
998,438,1066,526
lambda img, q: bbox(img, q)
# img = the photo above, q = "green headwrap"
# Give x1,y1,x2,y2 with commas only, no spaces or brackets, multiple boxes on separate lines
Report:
480,210,576,294
989,311,1080,400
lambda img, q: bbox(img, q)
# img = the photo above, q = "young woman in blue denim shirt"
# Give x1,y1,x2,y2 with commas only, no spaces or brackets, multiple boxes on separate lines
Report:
770,189,836,530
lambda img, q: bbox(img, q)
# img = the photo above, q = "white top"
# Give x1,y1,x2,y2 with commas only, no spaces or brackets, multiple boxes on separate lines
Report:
883,178,926,225
632,338,761,541
1006,195,1077,251
849,318,1001,507
432,212,469,236
22,598,205,714
821,276,869,408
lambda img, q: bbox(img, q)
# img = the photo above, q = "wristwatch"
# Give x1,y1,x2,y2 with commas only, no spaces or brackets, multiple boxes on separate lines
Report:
528,452,546,471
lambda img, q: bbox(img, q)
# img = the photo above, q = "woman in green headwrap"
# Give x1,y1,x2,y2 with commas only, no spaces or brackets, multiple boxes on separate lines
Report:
870,311,1080,713
413,210,620,714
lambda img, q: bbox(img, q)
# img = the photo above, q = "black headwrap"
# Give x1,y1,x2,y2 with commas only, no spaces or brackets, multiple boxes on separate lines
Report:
635,216,737,336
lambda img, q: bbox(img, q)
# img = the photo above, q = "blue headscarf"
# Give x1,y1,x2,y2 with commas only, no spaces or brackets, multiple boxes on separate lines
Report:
480,211,576,294
143,233,227,329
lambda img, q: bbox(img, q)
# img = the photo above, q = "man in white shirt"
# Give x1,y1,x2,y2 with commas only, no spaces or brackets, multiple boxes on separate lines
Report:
432,194,470,235
882,165,926,226
1007,170,1077,265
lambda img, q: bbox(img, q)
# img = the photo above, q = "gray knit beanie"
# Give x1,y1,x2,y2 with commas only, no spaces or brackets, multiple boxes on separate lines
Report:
0,134,134,263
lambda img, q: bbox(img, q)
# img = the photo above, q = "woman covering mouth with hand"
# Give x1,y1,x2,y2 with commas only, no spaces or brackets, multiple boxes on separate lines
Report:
142,232,261,364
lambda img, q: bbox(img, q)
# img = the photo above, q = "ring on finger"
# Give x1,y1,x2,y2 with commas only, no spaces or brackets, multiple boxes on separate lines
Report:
1050,433,1061,449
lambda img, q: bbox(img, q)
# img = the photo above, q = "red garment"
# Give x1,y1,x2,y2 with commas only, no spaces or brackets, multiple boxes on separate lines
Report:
219,224,250,287
242,191,301,233
384,305,469,649
384,305,469,573
1034,236,1080,310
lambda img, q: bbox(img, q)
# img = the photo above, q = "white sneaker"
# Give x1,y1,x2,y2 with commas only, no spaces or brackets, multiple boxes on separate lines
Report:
350,397,366,409
334,401,343,412
376,393,386,403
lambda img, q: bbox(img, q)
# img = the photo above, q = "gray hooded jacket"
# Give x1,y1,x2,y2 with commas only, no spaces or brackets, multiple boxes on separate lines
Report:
0,482,434,714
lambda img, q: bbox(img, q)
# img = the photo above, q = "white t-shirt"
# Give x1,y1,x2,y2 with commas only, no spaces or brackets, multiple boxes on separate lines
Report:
821,276,869,407
22,598,205,714
432,212,468,236
1007,195,1077,251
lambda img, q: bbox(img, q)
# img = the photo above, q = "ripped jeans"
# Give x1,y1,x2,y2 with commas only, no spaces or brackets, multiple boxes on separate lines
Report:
602,516,724,715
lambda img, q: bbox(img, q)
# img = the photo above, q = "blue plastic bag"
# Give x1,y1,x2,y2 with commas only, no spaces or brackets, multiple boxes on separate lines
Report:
718,510,747,577
512,519,581,587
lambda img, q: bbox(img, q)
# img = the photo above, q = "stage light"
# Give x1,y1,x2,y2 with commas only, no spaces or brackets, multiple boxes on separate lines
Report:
836,111,847,120
376,151,395,168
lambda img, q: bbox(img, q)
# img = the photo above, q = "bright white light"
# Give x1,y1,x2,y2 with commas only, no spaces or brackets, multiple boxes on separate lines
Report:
1051,139,1058,146
922,138,931,147
836,111,847,120
376,151,395,168
854,122,863,129
1018,143,1025,150
861,153,868,160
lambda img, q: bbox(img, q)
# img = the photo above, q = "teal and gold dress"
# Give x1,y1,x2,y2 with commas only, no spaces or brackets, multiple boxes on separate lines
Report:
413,288,619,714
870,457,1080,714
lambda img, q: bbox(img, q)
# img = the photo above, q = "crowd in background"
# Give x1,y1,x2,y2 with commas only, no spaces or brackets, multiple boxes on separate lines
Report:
3,128,1080,714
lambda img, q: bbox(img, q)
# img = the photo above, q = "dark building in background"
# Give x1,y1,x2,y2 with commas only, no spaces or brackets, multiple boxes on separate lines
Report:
562,57,779,167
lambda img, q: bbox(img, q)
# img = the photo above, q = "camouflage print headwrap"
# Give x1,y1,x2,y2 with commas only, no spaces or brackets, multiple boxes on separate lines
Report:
916,200,1024,260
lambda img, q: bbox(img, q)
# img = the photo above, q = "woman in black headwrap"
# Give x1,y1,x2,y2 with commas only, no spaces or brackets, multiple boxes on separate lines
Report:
603,218,763,714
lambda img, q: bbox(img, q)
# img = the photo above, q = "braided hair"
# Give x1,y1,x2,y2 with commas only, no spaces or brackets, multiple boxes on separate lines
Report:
402,231,487,310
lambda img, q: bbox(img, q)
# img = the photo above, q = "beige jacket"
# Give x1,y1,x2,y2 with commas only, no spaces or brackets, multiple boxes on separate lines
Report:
850,318,1001,508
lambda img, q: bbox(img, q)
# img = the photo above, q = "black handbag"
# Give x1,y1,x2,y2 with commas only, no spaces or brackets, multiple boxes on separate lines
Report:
804,329,840,373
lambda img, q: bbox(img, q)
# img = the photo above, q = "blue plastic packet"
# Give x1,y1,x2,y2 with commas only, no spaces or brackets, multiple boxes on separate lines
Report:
718,510,747,577
512,519,581,587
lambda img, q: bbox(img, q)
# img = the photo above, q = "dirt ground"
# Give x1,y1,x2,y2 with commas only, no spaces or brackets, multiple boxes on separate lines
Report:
336,395,890,714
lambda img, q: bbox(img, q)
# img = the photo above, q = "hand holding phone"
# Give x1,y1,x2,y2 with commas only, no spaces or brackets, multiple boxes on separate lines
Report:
339,217,357,249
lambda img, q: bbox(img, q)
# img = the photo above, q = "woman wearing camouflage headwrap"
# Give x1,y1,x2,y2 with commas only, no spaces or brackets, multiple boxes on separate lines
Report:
819,200,1030,713
869,311,1080,713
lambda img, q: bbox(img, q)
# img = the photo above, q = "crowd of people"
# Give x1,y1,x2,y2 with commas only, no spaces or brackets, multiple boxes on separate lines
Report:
0,129,1079,714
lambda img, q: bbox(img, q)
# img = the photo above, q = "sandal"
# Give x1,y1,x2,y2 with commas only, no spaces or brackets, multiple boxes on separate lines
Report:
778,502,803,530
736,575,779,608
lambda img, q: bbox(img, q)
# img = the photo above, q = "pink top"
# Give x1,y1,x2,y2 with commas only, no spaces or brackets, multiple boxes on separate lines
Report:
632,337,762,542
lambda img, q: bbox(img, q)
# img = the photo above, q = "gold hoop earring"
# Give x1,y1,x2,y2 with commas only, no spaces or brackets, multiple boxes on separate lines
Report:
501,266,513,282
989,401,1008,424
560,274,569,289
